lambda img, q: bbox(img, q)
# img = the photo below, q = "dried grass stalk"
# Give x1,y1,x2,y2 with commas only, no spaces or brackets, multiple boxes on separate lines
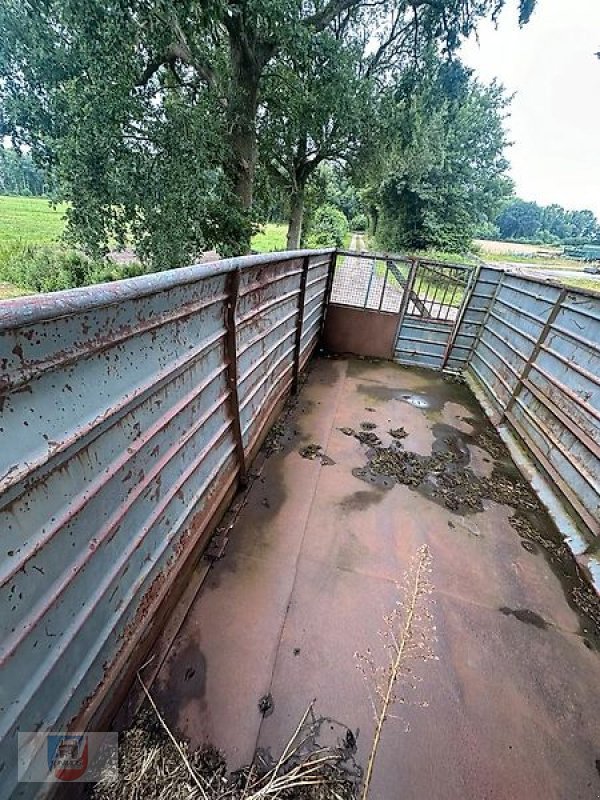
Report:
356,544,435,800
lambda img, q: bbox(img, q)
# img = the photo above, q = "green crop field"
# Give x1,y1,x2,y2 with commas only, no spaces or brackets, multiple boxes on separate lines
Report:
0,195,67,243
251,222,287,253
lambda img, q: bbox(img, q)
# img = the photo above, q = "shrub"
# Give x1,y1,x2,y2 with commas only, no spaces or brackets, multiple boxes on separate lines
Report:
308,205,349,248
350,213,368,233
0,242,146,293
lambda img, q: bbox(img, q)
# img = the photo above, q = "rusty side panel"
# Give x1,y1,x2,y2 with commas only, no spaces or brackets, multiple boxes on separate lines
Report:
323,305,400,359
466,270,600,541
0,249,332,799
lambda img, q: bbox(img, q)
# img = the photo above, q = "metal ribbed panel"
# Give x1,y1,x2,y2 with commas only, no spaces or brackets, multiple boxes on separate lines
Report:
466,271,600,540
0,249,334,799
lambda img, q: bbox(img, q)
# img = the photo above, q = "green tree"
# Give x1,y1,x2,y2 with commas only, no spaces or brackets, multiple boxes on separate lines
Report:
0,147,49,195
497,199,543,240
260,32,373,249
497,199,600,243
370,57,513,253
0,0,537,266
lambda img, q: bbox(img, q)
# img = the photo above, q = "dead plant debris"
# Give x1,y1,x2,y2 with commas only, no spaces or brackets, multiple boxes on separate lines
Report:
388,427,408,441
347,422,600,644
93,698,360,800
298,444,336,466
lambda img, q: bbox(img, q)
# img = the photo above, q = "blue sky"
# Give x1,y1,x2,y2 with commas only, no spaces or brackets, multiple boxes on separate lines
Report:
461,0,600,218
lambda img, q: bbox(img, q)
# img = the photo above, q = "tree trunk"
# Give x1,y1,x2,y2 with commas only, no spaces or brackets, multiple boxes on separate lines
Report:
286,187,305,250
228,33,262,252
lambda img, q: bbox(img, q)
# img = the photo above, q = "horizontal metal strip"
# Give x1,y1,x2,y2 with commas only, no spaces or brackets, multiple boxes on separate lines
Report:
244,366,294,457
469,362,504,413
0,290,228,395
449,342,475,351
307,258,331,270
505,409,599,537
396,355,443,368
0,432,237,742
236,287,300,326
239,343,296,418
0,327,227,500
479,325,535,362
512,394,599,494
489,308,544,345
529,360,600,424
471,350,513,397
0,361,229,588
560,299,600,322
400,320,453,332
306,272,328,289
549,321,599,356
403,314,453,327
236,307,297,358
304,287,326,308
242,359,294,442
397,332,448,346
302,302,323,329
300,316,321,345
539,341,600,389
395,346,445,359
239,266,303,298
477,337,521,378
0,393,234,655
500,279,558,303
493,296,545,327
238,328,296,387
522,378,600,459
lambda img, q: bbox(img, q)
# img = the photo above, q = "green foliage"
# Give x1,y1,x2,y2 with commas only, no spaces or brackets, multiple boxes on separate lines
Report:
350,213,368,232
0,148,51,196
0,242,146,293
307,204,348,248
369,56,512,253
0,0,537,269
496,199,600,243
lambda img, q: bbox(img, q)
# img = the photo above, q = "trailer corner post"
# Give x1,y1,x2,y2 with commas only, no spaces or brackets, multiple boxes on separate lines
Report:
225,267,247,487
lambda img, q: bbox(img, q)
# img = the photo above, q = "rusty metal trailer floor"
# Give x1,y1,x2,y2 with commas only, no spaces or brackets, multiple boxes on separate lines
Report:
151,357,600,800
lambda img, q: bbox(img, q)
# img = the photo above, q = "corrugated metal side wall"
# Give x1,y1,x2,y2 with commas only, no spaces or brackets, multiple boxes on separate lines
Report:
444,266,502,372
395,317,455,370
465,270,600,541
0,250,333,798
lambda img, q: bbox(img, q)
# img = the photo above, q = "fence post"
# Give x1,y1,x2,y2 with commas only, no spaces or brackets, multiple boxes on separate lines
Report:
501,286,567,420
224,267,247,487
318,250,337,344
292,255,311,394
440,264,480,371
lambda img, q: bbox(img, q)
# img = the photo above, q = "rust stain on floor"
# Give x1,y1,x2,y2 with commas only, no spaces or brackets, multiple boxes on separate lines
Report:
153,357,600,800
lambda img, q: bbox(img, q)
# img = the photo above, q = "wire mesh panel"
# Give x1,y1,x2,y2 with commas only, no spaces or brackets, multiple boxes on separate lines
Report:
330,252,410,313
394,259,476,370
407,261,472,322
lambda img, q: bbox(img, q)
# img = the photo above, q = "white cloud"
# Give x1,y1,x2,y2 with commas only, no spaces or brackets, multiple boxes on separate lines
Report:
461,0,600,218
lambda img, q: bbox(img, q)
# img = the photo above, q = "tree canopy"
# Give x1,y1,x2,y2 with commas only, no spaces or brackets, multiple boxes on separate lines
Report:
363,56,512,253
495,199,600,244
0,0,538,266
0,148,50,196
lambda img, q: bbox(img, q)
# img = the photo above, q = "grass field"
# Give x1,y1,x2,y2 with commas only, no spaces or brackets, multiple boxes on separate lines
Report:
0,195,67,243
251,222,287,253
0,196,597,298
